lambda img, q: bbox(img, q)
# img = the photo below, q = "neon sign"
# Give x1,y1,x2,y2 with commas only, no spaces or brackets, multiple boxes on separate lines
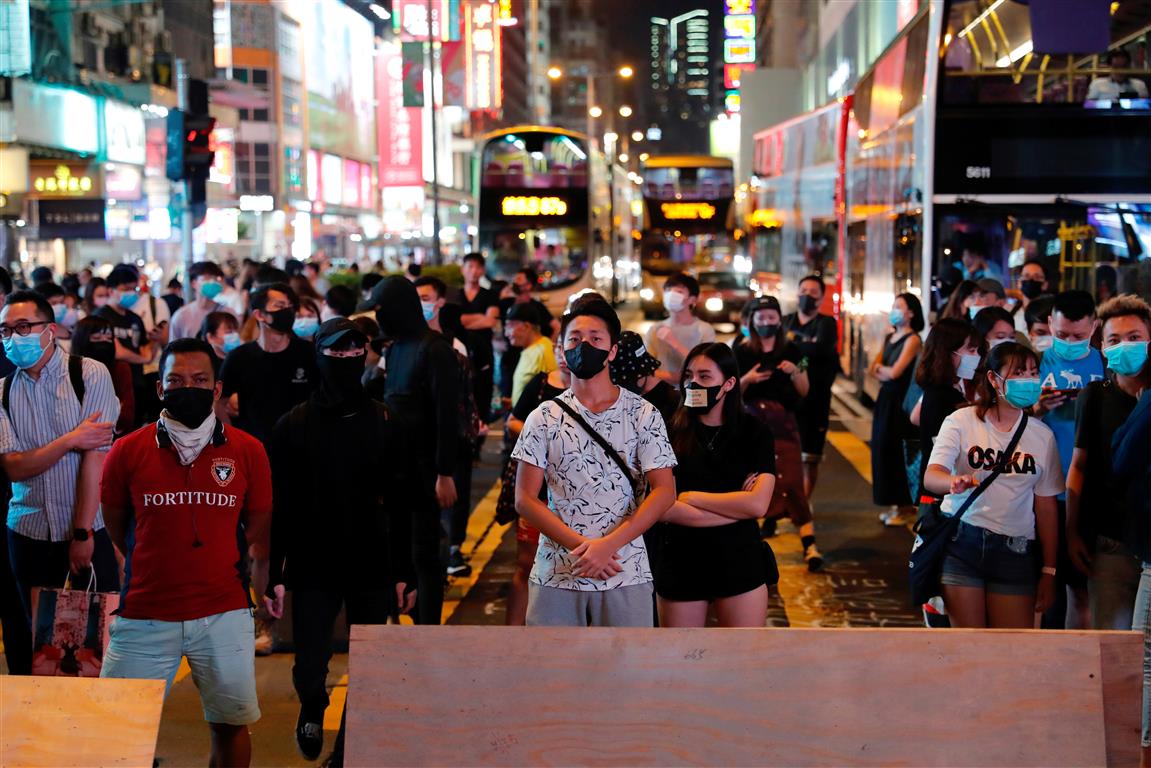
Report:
33,164,94,196
501,196,569,216
661,202,717,220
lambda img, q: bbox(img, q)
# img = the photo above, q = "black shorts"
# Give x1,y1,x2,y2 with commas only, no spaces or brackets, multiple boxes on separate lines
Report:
796,387,833,458
654,519,766,602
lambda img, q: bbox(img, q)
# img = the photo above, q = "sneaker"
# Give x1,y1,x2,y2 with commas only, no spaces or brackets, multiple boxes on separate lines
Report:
878,506,898,524
254,617,274,657
761,517,778,539
804,544,825,572
295,712,324,761
884,510,915,528
446,549,472,578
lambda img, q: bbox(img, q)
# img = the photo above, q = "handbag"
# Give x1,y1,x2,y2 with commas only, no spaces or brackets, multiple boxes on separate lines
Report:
494,456,520,525
550,398,639,497
30,570,119,677
908,413,1028,606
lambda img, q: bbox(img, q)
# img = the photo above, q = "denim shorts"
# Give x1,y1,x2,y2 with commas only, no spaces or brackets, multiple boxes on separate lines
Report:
940,520,1037,596
101,608,259,725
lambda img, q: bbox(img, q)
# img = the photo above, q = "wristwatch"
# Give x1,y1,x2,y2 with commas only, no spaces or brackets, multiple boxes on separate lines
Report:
1041,566,1057,577
72,528,92,542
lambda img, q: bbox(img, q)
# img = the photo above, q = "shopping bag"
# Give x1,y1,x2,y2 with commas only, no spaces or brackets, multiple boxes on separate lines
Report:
30,571,120,677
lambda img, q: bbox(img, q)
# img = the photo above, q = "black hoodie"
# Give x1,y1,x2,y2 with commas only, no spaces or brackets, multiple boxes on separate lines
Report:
373,277,460,479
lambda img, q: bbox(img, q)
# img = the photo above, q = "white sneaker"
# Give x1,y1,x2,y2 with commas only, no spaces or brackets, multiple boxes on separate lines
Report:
884,510,914,528
878,506,898,524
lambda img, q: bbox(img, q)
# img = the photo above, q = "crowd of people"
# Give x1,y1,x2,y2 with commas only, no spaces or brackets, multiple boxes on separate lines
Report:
4,250,1151,765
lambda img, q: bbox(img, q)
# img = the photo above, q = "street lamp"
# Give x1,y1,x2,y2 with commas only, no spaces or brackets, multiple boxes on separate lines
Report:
631,130,644,142
547,66,563,80
618,105,633,118
588,105,603,118
618,65,634,78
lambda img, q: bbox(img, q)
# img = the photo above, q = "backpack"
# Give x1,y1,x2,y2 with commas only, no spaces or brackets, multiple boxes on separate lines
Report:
2,355,86,434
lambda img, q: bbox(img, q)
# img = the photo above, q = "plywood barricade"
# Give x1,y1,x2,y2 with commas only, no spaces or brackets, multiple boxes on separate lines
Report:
1,676,165,767
345,625,1140,767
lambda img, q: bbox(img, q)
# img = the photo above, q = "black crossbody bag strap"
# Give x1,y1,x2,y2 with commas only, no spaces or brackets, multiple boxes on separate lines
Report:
951,413,1029,522
549,398,638,496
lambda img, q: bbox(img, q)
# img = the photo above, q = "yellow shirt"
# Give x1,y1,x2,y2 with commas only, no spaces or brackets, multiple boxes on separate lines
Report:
512,335,557,405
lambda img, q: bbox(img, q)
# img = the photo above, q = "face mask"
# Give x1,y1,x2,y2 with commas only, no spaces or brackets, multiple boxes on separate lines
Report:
968,305,982,320
264,307,297,334
754,323,779,339
1104,340,1150,377
88,341,116,368
1052,336,1091,361
683,382,724,411
512,282,529,296
1000,376,1042,409
798,294,820,315
162,386,215,428
317,353,366,402
740,326,751,339
222,332,242,354
421,301,438,323
52,304,68,323
1031,334,1053,353
116,291,139,309
200,281,223,300
988,337,1011,348
3,330,49,369
93,296,109,309
564,341,610,380
293,317,319,338
1020,280,1045,300
955,353,980,381
889,309,905,326
664,292,687,313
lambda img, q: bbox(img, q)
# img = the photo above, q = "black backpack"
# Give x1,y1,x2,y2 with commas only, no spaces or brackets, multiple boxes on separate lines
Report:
1,355,86,434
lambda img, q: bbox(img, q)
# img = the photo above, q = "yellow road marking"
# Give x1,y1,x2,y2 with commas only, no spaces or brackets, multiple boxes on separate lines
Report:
441,478,510,623
325,674,349,731
826,428,872,484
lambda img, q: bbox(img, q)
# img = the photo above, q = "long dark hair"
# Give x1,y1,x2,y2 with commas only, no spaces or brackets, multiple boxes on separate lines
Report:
669,343,744,457
82,277,106,314
974,341,1039,420
942,280,979,321
916,318,984,388
896,292,926,332
71,316,115,371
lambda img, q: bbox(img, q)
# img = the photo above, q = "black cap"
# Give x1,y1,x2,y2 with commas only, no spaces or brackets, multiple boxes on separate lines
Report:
610,330,661,383
315,317,368,350
506,302,542,328
976,278,1006,299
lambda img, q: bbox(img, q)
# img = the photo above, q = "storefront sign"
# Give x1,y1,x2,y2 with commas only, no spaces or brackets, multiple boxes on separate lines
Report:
723,39,755,64
376,41,424,188
305,0,375,159
103,100,146,165
13,81,99,154
465,0,501,110
0,0,31,76
501,196,568,216
30,163,99,198
38,199,106,240
105,164,143,201
661,202,717,220
397,0,461,41
0,147,29,193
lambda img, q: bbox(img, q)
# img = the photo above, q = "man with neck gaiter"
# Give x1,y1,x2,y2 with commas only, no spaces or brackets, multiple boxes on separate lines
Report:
264,318,416,765
100,338,272,768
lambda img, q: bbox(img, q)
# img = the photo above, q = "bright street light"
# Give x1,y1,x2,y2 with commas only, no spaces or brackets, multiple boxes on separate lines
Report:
618,65,634,78
639,152,650,162
631,130,644,142
547,66,563,80
619,153,629,163
588,105,603,118
618,105,633,117
604,131,619,145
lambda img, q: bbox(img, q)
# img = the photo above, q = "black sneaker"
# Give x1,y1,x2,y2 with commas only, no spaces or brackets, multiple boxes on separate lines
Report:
804,543,825,572
446,549,472,578
761,517,778,539
296,711,323,761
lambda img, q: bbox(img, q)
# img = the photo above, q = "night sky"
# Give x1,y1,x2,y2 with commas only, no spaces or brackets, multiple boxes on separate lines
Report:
611,0,726,70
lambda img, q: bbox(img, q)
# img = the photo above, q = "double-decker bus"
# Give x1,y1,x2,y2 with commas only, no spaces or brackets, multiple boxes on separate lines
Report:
476,126,621,314
638,155,739,275
753,1,1151,400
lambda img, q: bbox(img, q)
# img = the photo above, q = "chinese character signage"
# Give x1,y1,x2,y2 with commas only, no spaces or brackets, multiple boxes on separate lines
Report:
38,199,106,240
723,0,755,115
397,0,461,41
377,40,425,188
29,163,100,198
465,0,501,110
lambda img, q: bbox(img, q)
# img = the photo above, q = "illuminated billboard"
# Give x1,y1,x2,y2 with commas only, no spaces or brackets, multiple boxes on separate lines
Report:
306,0,376,159
465,0,502,110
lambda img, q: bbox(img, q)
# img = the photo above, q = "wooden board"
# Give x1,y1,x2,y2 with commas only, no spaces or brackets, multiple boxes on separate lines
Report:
345,625,1140,767
1,676,165,767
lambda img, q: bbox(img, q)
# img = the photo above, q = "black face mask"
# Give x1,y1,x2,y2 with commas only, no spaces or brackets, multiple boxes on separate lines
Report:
162,387,215,428
564,342,610,380
88,341,115,369
264,307,296,334
754,323,780,339
1020,280,1045,300
316,354,366,405
798,295,820,315
683,382,724,411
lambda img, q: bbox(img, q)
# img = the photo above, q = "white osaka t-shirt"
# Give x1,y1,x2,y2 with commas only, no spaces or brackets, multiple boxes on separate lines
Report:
927,407,1064,539
511,387,677,591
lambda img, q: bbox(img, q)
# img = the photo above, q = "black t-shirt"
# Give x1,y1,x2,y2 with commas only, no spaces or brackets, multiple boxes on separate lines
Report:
919,384,967,454
673,416,776,494
452,286,499,365
1074,378,1138,542
643,380,681,428
783,312,838,391
735,340,805,410
512,372,565,421
220,336,319,444
95,306,147,382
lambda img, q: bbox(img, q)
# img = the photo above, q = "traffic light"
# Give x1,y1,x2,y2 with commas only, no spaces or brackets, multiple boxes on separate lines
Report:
184,113,216,176
165,109,185,182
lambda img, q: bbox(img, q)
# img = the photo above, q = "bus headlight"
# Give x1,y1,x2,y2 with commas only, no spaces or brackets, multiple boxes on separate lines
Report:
705,297,724,313
640,287,655,301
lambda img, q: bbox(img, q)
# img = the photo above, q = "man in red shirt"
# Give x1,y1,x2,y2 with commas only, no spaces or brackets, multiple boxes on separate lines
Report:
100,338,272,768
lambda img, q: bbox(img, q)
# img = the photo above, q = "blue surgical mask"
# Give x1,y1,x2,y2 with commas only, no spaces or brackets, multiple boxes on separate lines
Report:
889,309,905,326
52,304,68,323
1052,336,1091,361
293,317,319,338
740,326,750,339
1104,340,1149,377
421,300,437,323
969,305,982,320
3,330,49,369
222,332,242,353
955,353,980,381
117,291,139,310
999,375,1042,409
200,281,224,300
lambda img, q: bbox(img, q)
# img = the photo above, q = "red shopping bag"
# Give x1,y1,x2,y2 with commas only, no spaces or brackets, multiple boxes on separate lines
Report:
30,572,119,677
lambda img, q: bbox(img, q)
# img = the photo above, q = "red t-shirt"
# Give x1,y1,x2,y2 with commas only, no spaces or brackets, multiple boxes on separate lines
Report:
101,422,273,621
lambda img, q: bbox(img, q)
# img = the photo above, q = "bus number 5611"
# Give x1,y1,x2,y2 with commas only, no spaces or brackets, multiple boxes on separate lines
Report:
965,166,991,179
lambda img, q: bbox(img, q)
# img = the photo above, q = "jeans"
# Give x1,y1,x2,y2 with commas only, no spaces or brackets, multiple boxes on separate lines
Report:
1090,535,1140,630
0,523,31,674
1132,564,1151,746
7,528,120,624
292,589,392,718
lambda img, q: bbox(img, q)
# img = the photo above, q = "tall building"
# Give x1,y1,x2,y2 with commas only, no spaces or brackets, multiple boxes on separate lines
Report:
647,9,716,153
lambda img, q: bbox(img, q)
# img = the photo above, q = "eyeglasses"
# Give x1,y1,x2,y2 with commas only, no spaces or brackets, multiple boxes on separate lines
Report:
0,321,50,339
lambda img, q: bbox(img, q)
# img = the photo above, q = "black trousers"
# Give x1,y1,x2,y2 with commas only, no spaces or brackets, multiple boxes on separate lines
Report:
412,488,444,625
7,529,120,626
291,588,392,718
0,523,31,674
446,442,475,548
472,364,494,425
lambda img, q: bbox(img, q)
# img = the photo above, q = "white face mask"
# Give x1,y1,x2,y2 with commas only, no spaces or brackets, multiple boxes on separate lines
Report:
988,337,1012,349
664,291,687,313
955,353,980,381
1031,334,1053,353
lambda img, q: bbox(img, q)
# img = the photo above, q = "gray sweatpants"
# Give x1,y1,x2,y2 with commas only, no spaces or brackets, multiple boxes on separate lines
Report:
526,582,655,627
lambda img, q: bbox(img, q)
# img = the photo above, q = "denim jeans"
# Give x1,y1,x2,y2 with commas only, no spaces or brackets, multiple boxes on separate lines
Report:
1131,564,1151,746
1090,536,1140,630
